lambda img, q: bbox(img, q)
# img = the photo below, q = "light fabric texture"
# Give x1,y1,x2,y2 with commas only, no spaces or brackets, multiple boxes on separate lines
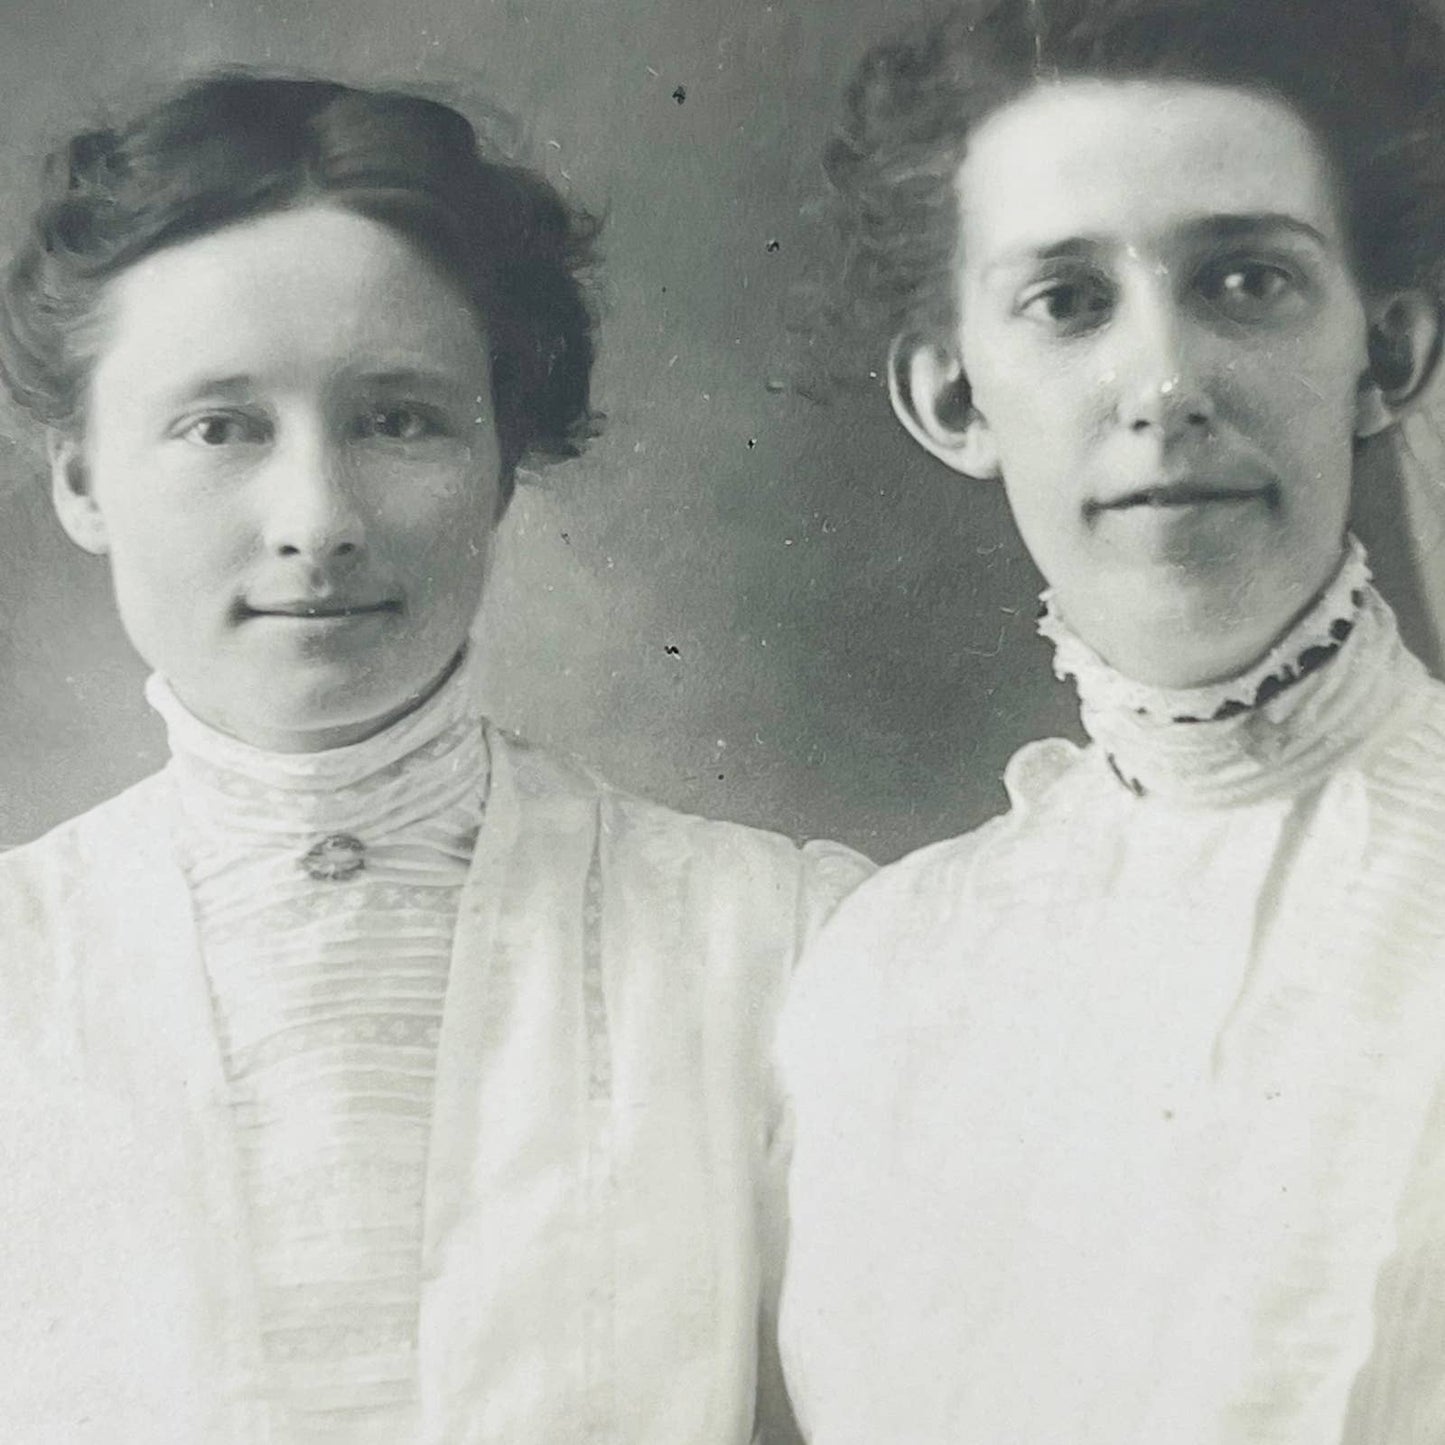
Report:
150,660,489,1441
0,700,868,1444
780,550,1445,1445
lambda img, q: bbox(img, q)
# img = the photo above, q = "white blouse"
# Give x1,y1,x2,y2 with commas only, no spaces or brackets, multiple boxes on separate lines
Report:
780,541,1445,1445
0,665,870,1443
149,657,488,1441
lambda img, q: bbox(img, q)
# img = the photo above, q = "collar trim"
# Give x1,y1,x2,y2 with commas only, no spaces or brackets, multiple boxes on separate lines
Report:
1037,539,1422,805
1038,536,1373,726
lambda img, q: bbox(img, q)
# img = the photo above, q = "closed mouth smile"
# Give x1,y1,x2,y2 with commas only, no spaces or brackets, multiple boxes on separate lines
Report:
243,601,400,619
1088,483,1278,516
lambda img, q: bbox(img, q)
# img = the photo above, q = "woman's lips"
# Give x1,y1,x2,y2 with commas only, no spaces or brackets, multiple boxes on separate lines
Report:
242,600,400,619
1086,481,1279,516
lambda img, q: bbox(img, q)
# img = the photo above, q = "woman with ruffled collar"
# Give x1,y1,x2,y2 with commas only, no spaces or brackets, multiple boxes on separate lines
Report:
779,1,1445,1441
0,73,867,1443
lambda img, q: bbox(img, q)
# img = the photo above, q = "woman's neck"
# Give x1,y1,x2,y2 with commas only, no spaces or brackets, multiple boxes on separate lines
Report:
1037,537,1422,805
1053,545,1353,693
167,648,470,756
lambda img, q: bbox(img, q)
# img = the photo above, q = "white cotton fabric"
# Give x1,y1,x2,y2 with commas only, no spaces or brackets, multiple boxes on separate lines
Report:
780,546,1445,1445
148,660,488,1441
0,696,870,1444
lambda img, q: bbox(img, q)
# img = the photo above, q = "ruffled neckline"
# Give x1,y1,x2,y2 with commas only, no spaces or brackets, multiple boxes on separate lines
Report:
1038,538,1426,806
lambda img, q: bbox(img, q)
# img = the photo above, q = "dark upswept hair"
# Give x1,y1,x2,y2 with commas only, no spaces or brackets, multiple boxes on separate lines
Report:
828,0,1445,356
0,71,600,488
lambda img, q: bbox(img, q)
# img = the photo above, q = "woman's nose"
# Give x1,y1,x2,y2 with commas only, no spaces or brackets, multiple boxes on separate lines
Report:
260,437,366,563
1111,293,1215,440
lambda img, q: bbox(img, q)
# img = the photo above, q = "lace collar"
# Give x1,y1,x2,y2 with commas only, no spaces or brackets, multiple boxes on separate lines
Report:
146,650,490,844
1037,539,1424,806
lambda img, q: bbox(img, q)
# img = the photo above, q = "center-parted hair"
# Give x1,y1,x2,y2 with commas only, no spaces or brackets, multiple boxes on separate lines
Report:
829,0,1445,358
0,71,600,487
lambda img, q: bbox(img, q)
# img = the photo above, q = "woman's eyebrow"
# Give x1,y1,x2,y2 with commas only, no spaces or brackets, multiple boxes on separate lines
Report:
980,214,1332,281
155,368,478,408
158,374,255,407
353,367,472,394
980,235,1106,280
338,367,486,410
1184,212,1332,248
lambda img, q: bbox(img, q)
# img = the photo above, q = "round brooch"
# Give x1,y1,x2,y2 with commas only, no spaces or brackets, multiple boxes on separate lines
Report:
299,832,367,882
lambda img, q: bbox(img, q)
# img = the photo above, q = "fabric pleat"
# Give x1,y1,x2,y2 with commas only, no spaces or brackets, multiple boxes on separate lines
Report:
148,657,489,1443
781,556,1445,1445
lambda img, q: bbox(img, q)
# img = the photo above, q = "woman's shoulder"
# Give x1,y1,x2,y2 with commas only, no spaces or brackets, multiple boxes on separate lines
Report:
815,733,1086,928
0,772,172,892
491,721,808,835
0,776,175,977
486,723,873,905
777,737,1094,1086
0,774,176,1038
799,812,1009,980
779,810,1013,1074
1353,670,1445,834
1384,667,1445,752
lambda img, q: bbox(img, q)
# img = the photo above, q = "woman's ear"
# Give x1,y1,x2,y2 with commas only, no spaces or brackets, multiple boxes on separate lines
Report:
47,429,108,555
1355,290,1443,439
887,334,1000,480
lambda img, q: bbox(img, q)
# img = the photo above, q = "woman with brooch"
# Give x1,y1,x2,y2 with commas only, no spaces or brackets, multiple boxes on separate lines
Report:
0,71,865,1444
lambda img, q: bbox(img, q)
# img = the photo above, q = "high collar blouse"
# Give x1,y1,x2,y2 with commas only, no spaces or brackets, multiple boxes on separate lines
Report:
780,541,1445,1445
0,687,871,1443
147,655,489,1442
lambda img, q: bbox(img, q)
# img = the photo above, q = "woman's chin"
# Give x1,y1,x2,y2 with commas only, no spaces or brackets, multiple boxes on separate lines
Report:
182,667,462,754
1064,562,1338,691
1106,644,1272,691
1073,607,1300,692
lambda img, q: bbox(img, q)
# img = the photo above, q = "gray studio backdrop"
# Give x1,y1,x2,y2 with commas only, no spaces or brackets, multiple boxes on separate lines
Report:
1,0,1439,861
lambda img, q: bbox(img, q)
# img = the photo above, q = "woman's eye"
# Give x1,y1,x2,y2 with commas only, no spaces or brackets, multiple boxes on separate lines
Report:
181,412,267,447
1017,276,1114,332
356,405,443,442
1199,261,1303,320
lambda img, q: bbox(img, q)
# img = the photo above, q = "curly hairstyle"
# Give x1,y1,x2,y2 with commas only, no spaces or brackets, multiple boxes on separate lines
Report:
828,0,1445,360
0,71,599,490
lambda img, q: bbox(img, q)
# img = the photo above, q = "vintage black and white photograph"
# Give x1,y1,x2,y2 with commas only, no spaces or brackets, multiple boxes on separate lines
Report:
3,0,1445,1440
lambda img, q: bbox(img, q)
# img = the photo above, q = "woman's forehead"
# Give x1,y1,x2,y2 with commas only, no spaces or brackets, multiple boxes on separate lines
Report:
91,207,489,399
955,79,1346,269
